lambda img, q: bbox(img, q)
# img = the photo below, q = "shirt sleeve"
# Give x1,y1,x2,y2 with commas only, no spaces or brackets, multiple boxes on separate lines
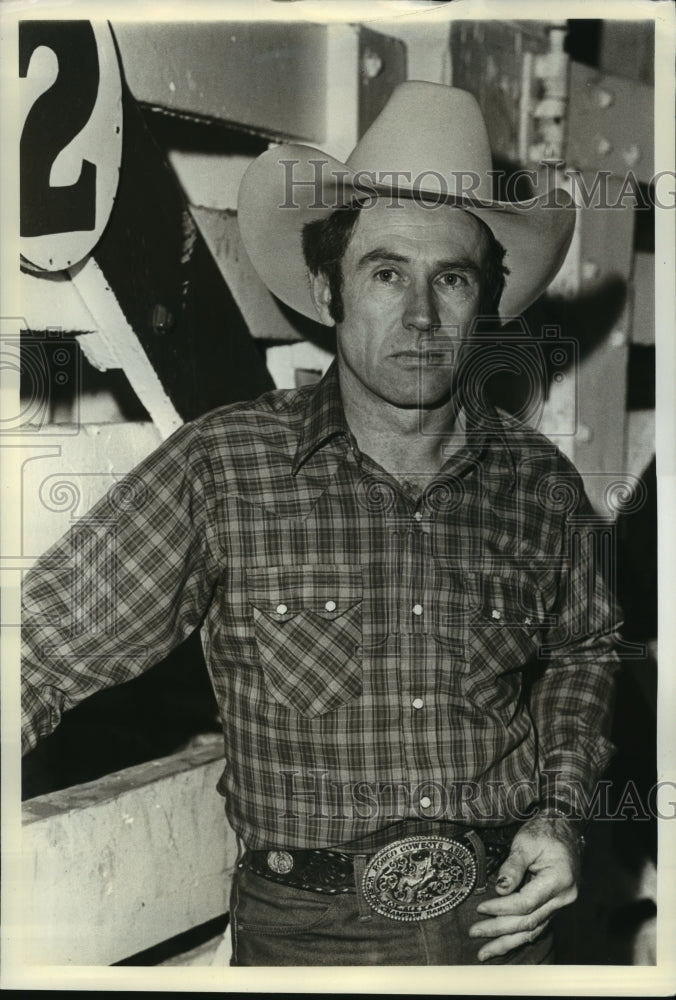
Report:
528,460,623,814
21,420,220,755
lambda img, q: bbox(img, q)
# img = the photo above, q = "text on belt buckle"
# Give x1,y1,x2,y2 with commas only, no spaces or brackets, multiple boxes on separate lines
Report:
361,835,477,922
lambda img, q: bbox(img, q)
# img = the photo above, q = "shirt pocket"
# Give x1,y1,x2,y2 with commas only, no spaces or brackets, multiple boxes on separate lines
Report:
246,563,363,718
467,573,552,676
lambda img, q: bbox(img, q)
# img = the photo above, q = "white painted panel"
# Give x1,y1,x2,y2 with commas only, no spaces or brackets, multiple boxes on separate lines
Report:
266,341,334,390
20,271,98,335
18,422,163,561
21,739,236,966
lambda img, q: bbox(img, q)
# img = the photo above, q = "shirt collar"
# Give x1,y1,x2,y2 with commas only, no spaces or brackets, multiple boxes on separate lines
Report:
292,362,353,475
459,397,518,492
293,360,517,490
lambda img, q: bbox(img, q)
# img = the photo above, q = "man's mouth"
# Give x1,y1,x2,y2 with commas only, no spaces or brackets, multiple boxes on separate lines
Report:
390,349,453,366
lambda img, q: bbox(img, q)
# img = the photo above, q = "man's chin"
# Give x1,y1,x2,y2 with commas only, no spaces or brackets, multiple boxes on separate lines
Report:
380,388,453,411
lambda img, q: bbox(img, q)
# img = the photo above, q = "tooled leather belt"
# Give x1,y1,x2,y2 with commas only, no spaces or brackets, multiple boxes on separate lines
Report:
239,823,519,922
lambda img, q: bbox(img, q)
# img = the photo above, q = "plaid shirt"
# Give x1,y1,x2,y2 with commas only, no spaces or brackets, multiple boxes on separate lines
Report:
22,363,620,849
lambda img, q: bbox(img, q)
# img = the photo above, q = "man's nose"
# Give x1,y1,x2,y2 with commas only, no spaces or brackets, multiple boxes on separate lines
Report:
403,280,439,333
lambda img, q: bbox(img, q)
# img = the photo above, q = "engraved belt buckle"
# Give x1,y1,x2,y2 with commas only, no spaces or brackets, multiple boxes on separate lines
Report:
361,835,477,922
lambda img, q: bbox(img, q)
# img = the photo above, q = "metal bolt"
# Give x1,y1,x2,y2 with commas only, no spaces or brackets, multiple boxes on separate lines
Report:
151,304,174,336
622,144,641,168
361,47,383,80
594,88,614,109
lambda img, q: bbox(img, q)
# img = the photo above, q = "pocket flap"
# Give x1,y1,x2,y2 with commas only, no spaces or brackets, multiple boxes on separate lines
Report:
246,563,363,619
472,574,552,634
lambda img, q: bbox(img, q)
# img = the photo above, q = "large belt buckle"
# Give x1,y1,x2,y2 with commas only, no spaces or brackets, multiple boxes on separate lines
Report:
362,835,477,922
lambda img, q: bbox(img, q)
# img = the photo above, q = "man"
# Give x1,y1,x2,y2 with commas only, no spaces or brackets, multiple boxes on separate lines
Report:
22,83,620,966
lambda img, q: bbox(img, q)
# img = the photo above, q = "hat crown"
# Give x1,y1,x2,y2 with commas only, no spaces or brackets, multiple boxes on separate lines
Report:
346,82,494,201
236,82,576,323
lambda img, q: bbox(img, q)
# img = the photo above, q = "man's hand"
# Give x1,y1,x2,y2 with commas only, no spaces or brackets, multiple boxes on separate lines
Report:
468,813,583,962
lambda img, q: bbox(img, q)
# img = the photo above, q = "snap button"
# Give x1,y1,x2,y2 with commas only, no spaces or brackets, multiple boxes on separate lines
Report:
414,511,423,521
524,616,533,625
412,697,424,710
324,600,337,612
412,604,423,616
419,796,432,809
491,608,501,621
276,603,288,615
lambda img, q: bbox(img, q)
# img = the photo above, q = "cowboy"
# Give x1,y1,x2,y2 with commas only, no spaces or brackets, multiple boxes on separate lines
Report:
21,83,620,966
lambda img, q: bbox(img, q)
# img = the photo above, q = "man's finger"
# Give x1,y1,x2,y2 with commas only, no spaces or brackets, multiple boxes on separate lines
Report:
476,874,577,917
477,924,549,962
492,843,529,895
470,898,562,939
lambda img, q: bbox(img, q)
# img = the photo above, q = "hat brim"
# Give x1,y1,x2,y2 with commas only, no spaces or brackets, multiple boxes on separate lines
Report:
238,143,577,322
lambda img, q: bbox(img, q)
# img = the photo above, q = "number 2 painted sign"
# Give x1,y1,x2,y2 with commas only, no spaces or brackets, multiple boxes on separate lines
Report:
20,20,123,273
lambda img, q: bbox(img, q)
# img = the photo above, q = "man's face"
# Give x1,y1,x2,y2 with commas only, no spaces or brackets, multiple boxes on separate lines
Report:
313,200,488,409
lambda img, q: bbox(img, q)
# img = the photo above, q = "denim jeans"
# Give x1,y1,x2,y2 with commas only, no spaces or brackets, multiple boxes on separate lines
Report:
228,863,555,966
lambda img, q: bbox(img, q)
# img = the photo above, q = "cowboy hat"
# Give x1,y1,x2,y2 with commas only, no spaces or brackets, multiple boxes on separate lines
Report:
237,81,576,321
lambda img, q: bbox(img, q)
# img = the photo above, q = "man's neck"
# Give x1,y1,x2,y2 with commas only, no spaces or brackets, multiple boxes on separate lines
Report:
338,367,465,485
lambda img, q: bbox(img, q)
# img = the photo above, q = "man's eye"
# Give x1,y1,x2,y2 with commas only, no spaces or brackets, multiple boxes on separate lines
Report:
375,269,397,283
438,272,466,287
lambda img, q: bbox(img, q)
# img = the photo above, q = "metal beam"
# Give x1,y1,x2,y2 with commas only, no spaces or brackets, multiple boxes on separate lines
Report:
111,21,327,142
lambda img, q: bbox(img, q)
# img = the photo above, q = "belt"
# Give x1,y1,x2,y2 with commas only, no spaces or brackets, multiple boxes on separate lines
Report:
239,824,518,921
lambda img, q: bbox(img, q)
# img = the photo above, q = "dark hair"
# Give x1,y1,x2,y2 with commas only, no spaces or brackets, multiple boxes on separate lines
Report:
302,202,509,324
475,218,509,317
302,204,362,323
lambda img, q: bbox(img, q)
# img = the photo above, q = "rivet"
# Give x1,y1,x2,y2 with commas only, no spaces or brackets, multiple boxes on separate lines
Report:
594,88,614,109
622,144,641,168
361,47,384,80
582,260,600,282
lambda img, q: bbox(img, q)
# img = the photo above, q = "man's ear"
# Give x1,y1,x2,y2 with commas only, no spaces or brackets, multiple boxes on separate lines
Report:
309,272,335,327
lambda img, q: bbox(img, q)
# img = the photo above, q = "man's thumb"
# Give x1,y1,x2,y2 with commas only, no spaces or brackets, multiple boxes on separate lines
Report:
495,846,527,894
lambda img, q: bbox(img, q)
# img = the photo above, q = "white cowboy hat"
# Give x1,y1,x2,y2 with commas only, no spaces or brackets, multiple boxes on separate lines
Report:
238,81,576,321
